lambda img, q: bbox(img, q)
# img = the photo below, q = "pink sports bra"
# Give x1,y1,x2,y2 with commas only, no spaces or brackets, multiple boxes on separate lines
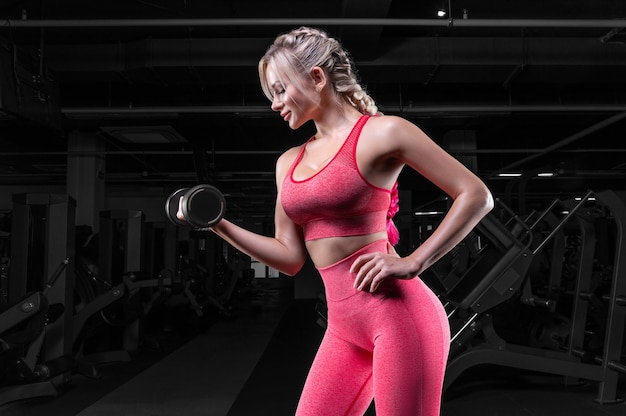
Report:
281,115,391,242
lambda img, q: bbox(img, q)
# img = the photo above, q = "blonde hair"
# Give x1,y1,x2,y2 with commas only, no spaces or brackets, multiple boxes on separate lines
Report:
258,26,378,115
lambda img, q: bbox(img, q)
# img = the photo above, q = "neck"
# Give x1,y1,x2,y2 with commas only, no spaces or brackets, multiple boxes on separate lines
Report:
313,104,363,141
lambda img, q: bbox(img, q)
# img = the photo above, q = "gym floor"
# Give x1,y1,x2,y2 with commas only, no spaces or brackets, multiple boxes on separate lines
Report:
1,277,624,416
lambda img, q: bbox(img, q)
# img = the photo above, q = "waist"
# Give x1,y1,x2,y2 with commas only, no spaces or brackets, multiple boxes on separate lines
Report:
306,231,388,269
301,210,387,242
316,238,389,301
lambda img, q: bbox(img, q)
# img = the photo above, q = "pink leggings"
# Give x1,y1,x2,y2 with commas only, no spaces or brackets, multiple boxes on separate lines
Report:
296,240,450,416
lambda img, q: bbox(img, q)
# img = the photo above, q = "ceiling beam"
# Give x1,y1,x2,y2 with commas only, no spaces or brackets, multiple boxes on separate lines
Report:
62,104,626,119
43,37,626,75
489,112,626,177
4,17,626,29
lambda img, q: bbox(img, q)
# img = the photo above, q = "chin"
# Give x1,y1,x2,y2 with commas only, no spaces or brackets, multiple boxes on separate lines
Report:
288,119,302,130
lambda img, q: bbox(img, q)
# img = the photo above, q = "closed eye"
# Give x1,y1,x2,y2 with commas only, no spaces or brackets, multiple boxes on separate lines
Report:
271,81,285,97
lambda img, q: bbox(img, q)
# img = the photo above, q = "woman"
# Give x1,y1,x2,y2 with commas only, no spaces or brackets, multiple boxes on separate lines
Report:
198,27,493,416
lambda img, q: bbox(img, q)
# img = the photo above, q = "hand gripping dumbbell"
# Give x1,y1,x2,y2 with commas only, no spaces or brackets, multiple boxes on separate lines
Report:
165,184,226,228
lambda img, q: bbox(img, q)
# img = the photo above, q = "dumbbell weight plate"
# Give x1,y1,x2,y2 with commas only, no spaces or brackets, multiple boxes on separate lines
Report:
165,188,190,226
181,184,226,228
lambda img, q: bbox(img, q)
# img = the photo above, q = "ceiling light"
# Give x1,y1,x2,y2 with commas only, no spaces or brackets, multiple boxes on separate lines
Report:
414,211,445,216
437,0,450,18
497,173,522,177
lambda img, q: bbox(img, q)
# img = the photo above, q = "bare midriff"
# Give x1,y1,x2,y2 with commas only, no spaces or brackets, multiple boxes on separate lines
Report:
305,230,388,269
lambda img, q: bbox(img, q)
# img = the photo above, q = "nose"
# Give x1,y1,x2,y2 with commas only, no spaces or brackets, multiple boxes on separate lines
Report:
271,94,282,112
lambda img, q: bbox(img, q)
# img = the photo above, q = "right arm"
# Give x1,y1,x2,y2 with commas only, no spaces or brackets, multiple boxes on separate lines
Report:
209,149,307,276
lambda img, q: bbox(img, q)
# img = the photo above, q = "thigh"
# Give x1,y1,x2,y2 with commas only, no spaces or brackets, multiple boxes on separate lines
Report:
371,303,424,415
296,328,373,416
372,283,449,416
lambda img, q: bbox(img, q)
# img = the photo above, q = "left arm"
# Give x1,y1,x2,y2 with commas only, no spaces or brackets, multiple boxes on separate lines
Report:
351,116,494,292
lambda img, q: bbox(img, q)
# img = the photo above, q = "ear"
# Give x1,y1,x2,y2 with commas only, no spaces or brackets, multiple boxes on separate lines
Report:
310,66,327,91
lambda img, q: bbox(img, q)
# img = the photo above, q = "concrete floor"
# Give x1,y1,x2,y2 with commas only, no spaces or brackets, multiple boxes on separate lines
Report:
1,277,624,416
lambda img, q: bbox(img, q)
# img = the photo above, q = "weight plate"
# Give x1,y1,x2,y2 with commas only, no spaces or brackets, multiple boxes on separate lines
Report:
181,184,226,228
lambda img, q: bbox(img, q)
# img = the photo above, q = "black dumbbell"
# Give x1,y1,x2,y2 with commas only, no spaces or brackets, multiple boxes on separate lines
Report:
165,184,226,228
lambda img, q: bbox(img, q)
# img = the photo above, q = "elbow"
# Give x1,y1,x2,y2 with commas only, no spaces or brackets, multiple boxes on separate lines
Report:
276,239,307,276
464,182,494,220
482,187,495,215
281,264,304,277
278,257,306,277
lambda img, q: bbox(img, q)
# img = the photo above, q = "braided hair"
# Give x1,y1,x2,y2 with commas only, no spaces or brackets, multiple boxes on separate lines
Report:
387,182,400,246
258,26,378,116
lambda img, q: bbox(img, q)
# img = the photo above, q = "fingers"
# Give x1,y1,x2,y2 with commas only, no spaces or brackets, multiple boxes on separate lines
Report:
353,265,376,292
351,249,412,293
351,253,385,293
176,196,185,220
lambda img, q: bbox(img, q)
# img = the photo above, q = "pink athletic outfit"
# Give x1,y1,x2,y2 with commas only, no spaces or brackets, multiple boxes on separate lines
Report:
281,115,450,416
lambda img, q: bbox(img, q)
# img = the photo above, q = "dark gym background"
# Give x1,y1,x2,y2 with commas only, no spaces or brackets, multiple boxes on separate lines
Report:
0,1,625,415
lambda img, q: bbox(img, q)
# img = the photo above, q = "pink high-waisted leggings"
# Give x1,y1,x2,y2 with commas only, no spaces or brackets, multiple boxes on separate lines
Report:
296,239,450,416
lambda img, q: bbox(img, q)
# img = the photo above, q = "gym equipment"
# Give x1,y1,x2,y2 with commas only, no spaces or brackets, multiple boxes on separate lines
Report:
165,188,190,227
165,184,226,229
72,258,130,365
313,190,626,404
99,210,145,285
9,193,76,363
0,259,72,405
94,210,147,357
77,210,222,362
429,190,626,405
0,193,76,405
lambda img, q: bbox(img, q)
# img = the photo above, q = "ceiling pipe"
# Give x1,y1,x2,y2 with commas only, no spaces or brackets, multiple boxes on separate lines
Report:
489,111,626,178
3,148,626,158
61,104,626,118
0,150,283,156
3,18,626,29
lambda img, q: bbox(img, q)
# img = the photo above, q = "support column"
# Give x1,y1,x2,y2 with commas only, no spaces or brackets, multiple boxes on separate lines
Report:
66,130,106,233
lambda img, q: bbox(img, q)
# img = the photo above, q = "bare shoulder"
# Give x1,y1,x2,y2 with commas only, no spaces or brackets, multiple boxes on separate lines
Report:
362,115,430,154
275,145,302,181
277,145,301,167
367,114,427,137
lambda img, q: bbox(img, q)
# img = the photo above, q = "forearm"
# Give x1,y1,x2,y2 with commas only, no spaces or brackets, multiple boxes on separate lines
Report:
210,219,306,276
408,188,493,275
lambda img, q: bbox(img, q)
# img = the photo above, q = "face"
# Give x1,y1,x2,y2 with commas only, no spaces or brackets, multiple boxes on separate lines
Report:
266,64,318,130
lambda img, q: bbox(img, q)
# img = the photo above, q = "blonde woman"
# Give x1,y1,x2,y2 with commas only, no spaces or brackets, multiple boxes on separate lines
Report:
199,27,493,415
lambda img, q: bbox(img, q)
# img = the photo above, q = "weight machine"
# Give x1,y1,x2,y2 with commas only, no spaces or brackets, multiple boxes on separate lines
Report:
427,190,626,404
0,193,76,405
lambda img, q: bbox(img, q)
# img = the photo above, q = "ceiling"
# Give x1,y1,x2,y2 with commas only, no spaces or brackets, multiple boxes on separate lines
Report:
1,0,626,221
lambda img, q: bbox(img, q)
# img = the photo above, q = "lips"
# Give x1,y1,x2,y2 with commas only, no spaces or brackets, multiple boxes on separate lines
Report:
281,111,291,122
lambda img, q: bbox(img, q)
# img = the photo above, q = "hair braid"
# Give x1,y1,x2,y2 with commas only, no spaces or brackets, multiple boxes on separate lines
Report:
387,181,400,245
259,26,378,116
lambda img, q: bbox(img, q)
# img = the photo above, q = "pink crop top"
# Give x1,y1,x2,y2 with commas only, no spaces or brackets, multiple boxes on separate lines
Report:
281,115,392,241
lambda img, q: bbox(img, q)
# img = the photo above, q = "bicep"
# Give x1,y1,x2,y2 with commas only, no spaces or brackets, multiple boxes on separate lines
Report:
274,152,307,259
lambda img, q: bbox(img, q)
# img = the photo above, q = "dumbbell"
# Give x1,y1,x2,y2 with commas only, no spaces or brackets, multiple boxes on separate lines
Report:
165,184,226,228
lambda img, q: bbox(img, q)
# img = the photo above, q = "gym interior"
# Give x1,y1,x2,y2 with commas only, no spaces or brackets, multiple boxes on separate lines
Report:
1,1,625,415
